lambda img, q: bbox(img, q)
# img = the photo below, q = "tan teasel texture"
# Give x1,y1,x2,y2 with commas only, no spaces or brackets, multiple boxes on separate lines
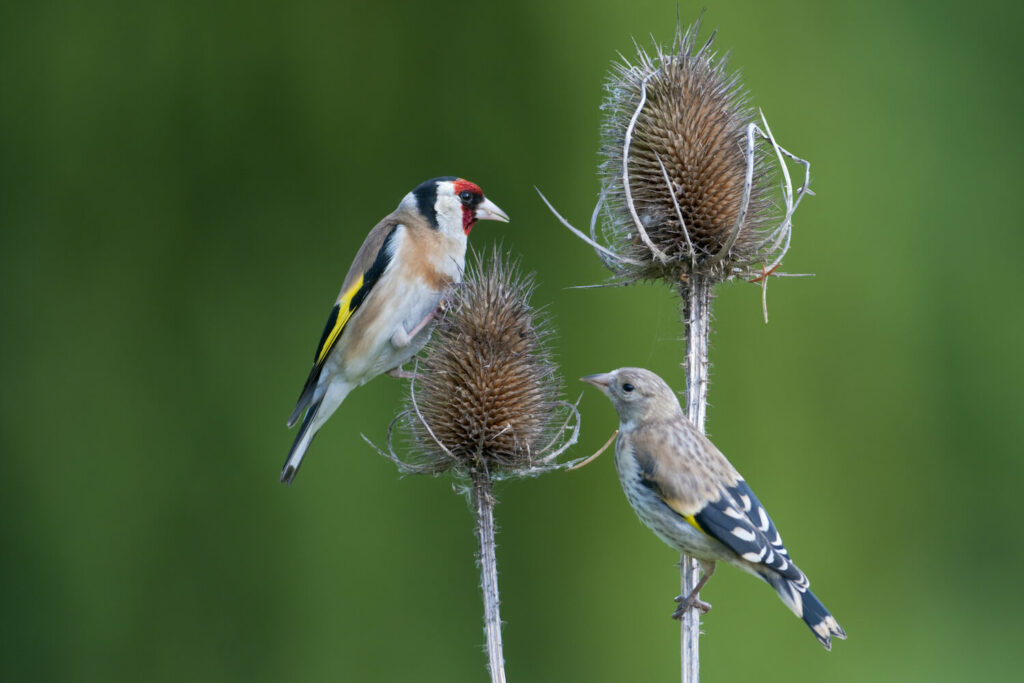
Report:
406,247,561,473
600,21,779,283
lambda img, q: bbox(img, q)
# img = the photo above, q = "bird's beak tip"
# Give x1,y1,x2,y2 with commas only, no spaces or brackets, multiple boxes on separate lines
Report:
580,373,611,388
476,198,510,224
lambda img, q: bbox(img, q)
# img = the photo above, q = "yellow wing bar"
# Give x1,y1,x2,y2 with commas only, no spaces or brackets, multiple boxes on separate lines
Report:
315,274,363,366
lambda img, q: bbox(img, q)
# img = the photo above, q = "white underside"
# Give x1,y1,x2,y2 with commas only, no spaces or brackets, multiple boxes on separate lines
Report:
310,224,465,434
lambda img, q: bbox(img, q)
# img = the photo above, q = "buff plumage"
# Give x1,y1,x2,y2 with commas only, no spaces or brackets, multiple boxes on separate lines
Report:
582,367,846,650
281,177,509,484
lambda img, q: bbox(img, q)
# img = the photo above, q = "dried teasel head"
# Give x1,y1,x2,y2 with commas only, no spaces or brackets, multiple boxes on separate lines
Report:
599,20,798,284
376,247,580,478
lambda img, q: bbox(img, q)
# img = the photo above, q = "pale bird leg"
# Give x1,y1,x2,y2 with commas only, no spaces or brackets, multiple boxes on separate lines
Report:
671,561,716,619
391,307,439,349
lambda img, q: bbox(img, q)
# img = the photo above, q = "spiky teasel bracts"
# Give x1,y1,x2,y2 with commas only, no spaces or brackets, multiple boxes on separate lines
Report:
379,246,579,477
540,19,810,299
407,251,562,472
600,22,777,283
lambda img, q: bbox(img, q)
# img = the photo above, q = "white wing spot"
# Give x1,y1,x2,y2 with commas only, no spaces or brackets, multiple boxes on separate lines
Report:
739,494,752,512
731,526,756,542
742,550,765,562
724,507,744,519
757,506,770,531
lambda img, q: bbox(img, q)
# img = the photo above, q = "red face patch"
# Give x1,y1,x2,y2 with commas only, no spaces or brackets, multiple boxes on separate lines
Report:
454,178,484,235
462,206,476,235
452,178,483,196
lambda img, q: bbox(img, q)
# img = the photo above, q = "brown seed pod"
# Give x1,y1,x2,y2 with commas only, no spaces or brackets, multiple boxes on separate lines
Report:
600,21,781,283
399,247,569,476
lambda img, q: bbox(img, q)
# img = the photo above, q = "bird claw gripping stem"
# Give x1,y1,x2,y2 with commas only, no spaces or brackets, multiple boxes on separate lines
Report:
672,592,712,618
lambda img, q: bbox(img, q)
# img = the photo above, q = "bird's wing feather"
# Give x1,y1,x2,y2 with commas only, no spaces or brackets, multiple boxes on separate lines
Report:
693,478,807,584
628,420,726,518
287,220,400,427
631,421,806,585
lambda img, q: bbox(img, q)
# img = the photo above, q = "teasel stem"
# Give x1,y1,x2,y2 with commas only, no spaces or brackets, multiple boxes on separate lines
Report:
471,465,506,683
680,275,712,683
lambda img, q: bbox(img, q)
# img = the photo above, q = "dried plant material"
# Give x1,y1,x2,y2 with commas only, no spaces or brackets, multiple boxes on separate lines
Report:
601,21,774,282
412,252,556,469
364,247,584,683
535,17,819,683
540,19,811,299
368,246,581,479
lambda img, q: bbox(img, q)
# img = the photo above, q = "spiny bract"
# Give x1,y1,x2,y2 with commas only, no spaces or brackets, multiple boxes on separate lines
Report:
600,21,779,283
407,248,560,473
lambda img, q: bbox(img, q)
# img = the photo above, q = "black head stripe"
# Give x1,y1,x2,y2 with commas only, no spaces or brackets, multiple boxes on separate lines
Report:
412,176,457,229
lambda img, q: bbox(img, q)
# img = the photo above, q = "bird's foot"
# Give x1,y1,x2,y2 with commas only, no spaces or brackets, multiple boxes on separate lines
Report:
386,366,416,380
672,592,712,619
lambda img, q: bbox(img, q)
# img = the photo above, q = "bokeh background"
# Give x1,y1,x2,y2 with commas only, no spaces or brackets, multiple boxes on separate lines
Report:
2,1,1022,681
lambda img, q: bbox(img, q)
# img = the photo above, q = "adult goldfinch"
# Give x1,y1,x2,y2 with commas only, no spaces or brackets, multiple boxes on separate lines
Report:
582,367,846,650
282,177,509,485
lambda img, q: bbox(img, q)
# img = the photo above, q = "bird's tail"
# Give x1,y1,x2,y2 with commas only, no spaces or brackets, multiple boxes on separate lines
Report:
765,573,847,650
281,401,321,485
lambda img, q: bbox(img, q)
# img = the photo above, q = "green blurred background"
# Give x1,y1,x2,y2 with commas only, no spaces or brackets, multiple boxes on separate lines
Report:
2,0,1022,680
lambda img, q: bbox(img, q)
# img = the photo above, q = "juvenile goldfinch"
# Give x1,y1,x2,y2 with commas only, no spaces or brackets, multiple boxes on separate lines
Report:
582,367,846,650
282,177,509,485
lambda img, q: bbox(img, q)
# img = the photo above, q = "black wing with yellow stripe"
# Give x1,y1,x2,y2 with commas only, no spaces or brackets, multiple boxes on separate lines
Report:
287,226,397,427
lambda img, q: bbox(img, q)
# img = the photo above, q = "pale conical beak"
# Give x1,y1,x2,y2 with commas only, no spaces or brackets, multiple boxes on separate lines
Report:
475,197,510,223
580,372,614,390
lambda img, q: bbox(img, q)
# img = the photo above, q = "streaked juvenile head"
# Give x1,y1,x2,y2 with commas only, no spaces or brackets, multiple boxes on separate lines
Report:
581,367,684,424
404,176,510,237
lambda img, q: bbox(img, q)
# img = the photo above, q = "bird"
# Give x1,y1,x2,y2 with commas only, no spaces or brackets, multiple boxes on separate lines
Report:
281,177,509,485
581,367,846,650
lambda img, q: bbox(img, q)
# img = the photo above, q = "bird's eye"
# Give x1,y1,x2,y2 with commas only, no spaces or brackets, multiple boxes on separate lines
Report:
622,383,635,393
459,190,475,204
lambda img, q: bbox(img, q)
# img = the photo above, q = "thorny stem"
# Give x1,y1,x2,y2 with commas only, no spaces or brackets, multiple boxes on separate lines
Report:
680,275,712,683
472,467,506,683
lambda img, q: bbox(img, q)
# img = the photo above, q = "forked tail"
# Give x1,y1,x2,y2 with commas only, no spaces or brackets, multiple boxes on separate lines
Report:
766,573,847,650
281,401,320,485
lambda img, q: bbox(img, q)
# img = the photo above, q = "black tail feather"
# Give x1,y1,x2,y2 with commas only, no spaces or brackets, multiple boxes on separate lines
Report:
764,572,846,650
280,402,319,485
798,587,846,651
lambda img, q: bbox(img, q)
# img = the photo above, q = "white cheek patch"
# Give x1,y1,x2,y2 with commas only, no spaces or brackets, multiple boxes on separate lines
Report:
433,181,465,236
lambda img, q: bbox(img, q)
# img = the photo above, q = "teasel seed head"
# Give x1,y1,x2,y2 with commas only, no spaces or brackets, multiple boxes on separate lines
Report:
382,247,578,478
600,20,783,284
